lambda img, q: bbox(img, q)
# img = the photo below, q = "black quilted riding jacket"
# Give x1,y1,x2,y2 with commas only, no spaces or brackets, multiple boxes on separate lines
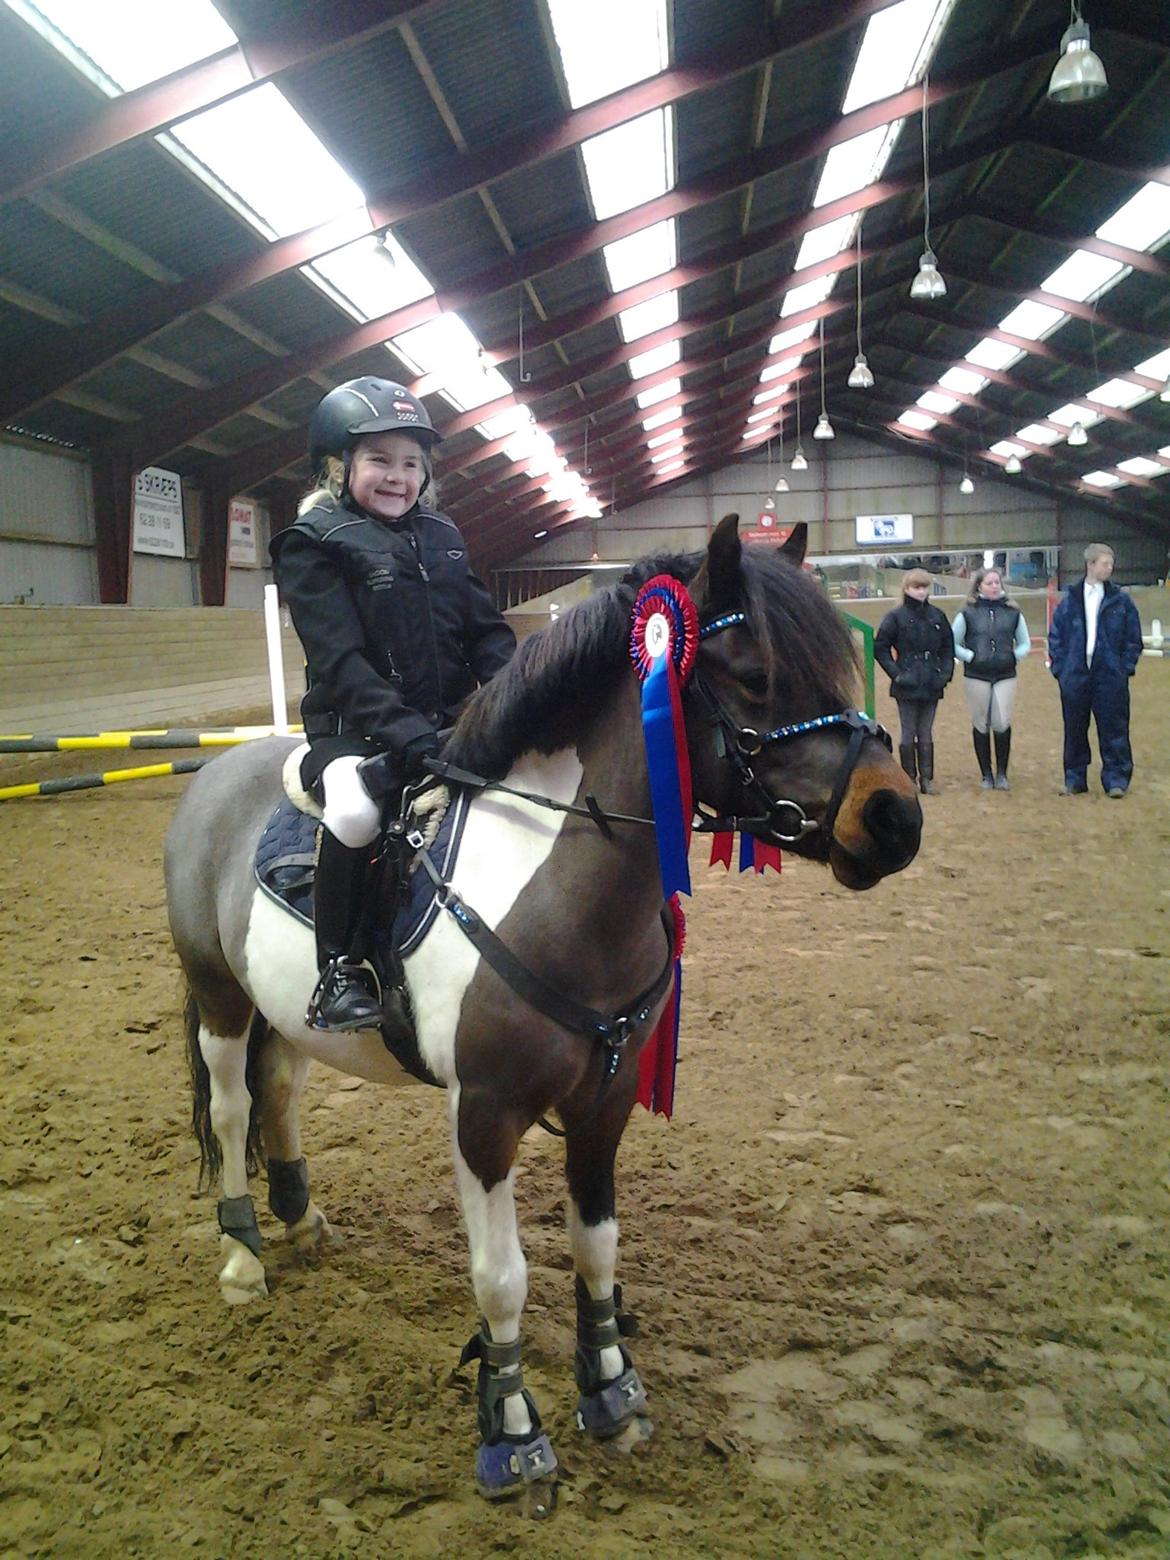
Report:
270,498,516,755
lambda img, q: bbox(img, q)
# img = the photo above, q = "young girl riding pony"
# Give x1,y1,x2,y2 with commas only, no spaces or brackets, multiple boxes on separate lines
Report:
271,377,516,1032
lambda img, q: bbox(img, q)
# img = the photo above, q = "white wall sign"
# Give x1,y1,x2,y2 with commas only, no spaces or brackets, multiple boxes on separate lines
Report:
855,512,914,546
132,466,186,557
228,497,260,567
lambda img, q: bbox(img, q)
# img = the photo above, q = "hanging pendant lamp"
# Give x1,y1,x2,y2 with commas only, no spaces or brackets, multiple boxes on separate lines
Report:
848,219,875,388
791,376,808,470
1047,4,1108,104
774,421,789,492
1004,453,1022,475
813,317,835,439
1067,420,1088,447
909,73,946,300
959,471,974,495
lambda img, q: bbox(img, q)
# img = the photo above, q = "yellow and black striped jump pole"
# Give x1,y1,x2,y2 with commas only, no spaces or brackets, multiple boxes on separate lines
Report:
0,725,301,753
0,756,214,802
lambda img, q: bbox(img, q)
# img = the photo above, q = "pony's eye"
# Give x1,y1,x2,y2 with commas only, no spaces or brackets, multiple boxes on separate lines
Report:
740,672,769,698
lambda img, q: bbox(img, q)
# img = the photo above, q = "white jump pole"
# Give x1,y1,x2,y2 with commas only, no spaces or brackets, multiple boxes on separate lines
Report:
264,583,290,735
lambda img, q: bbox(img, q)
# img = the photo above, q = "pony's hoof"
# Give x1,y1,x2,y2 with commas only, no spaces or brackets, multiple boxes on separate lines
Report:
575,1365,649,1442
218,1234,268,1304
602,1414,653,1456
288,1203,333,1261
475,1434,558,1509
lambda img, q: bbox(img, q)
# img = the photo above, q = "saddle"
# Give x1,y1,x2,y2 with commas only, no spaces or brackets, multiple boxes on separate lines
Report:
253,774,470,1082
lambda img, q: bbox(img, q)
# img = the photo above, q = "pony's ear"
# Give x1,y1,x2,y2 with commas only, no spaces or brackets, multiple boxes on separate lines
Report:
692,513,742,611
779,520,808,566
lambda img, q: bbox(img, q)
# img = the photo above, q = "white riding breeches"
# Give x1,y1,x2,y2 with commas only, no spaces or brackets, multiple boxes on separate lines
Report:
963,676,1017,734
320,755,381,848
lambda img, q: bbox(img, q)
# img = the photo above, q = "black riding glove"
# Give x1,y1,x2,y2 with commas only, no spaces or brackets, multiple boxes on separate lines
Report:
399,730,443,781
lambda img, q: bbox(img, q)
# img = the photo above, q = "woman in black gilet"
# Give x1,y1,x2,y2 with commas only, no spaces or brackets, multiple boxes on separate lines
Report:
951,568,1031,789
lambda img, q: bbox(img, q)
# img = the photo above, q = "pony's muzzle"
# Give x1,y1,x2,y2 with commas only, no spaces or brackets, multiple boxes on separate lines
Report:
828,784,922,889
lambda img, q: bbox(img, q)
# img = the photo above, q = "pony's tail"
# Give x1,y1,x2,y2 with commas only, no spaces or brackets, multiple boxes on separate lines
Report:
184,989,267,1193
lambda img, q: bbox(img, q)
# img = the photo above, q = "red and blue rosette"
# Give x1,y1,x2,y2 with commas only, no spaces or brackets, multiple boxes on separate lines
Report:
629,576,699,900
709,831,783,875
636,895,686,1118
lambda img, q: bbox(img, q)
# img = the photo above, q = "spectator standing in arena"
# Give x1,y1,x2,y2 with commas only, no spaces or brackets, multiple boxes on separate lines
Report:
1047,543,1142,797
952,568,1030,790
874,568,954,794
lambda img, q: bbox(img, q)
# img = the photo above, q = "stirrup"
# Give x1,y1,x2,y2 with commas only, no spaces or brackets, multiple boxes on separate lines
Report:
306,958,383,1031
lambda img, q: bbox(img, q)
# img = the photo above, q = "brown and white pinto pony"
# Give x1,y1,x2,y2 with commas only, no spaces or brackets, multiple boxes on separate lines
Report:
164,515,920,1508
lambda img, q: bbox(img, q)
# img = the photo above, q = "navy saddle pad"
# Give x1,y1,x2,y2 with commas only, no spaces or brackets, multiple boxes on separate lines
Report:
254,789,470,958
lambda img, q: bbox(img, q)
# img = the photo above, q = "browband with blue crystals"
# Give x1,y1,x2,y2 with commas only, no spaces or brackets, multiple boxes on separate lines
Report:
699,611,747,638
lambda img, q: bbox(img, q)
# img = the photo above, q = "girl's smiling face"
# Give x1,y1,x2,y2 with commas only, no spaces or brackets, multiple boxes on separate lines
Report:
348,431,427,520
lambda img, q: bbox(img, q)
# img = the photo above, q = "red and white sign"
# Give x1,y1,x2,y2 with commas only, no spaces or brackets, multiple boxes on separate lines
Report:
744,511,792,545
228,497,260,567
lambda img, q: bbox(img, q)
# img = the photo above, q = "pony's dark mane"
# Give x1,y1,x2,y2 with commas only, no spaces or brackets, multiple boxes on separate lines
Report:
446,545,858,778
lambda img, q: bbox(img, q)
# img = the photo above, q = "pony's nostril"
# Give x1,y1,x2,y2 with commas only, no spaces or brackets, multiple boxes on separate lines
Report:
861,787,922,864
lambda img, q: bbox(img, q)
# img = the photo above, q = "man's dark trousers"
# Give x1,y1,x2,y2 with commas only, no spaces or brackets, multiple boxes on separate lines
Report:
1059,671,1132,792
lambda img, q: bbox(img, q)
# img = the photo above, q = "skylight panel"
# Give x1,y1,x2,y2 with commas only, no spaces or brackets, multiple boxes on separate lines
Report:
651,444,685,463
811,130,892,210
965,338,1024,372
753,383,789,406
761,355,803,383
647,428,680,449
545,0,668,108
1096,182,1170,252
793,214,858,272
602,221,677,292
898,409,937,431
309,235,434,321
768,324,817,355
780,277,835,318
172,84,365,239
16,0,236,93
917,391,960,415
642,404,681,431
996,300,1067,342
939,366,990,395
629,341,680,379
1134,347,1170,380
1087,378,1148,410
841,0,957,113
1048,403,1100,429
393,314,487,377
990,440,1025,458
747,406,780,425
1081,470,1123,488
657,458,685,474
1117,456,1166,477
581,110,674,221
618,291,679,343
636,378,681,410
1015,424,1062,445
1041,250,1125,304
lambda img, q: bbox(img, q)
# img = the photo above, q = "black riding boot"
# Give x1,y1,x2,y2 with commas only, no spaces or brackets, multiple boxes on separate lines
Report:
898,743,917,785
973,728,994,789
306,831,383,1032
917,740,939,795
993,728,1012,791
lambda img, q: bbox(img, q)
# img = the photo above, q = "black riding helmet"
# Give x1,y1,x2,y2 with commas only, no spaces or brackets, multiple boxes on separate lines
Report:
308,377,442,465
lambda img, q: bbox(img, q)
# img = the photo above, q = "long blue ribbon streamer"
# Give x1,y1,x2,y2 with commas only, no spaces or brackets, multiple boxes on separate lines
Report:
641,652,692,899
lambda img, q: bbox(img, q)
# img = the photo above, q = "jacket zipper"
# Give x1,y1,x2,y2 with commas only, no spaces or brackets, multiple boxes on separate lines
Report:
408,528,446,714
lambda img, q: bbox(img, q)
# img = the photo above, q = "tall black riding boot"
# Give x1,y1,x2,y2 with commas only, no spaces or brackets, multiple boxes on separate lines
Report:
898,743,917,785
973,728,994,789
993,727,1012,790
306,831,383,1032
917,740,939,795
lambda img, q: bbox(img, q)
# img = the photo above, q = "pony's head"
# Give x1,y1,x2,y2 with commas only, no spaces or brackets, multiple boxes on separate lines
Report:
683,514,920,888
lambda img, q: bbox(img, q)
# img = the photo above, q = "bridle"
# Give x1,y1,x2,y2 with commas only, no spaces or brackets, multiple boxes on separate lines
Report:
690,610,892,849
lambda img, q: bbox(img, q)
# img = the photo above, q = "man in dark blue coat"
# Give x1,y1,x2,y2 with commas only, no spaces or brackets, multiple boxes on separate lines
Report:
1048,543,1143,797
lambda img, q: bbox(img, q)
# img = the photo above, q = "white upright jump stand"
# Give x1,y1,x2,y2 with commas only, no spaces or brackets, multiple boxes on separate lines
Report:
263,583,290,734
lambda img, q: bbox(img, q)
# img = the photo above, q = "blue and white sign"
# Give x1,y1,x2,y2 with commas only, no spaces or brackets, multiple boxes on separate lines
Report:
855,512,913,546
132,466,186,557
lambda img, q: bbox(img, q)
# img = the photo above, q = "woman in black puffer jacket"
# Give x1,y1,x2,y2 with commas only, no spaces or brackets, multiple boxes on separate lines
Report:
874,568,955,794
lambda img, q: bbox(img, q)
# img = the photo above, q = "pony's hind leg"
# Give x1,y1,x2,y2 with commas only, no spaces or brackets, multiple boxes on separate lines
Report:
451,1087,558,1509
564,1101,651,1447
185,987,268,1305
253,1029,333,1260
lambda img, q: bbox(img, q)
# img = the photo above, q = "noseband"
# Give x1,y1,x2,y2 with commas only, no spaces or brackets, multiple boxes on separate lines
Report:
693,611,892,848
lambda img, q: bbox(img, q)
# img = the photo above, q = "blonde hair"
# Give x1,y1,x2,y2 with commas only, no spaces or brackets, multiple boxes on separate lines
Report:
1083,542,1114,564
297,437,436,517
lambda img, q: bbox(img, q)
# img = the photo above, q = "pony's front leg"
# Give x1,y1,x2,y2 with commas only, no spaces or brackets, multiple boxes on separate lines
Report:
451,1086,558,1511
199,1026,268,1305
254,1029,333,1260
565,1095,651,1448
